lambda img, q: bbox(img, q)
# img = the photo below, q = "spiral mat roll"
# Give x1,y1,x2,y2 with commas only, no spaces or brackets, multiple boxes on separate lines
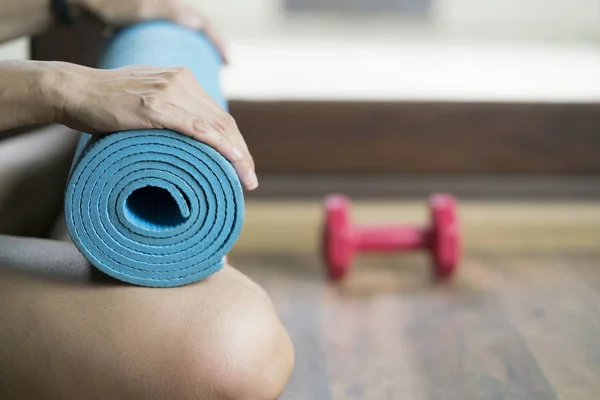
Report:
65,22,244,287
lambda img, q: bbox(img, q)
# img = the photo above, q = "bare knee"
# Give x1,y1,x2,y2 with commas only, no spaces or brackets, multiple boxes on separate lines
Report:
186,302,294,400
0,259,292,400
145,272,295,400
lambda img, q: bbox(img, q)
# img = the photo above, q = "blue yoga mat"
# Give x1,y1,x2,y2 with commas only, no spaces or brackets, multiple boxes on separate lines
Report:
65,21,244,287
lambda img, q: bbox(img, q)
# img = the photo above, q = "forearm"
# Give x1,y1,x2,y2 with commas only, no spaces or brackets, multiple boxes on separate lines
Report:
0,0,55,43
0,60,65,131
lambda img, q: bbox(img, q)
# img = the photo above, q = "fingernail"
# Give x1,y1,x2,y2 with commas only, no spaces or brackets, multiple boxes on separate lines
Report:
232,147,244,161
246,170,258,190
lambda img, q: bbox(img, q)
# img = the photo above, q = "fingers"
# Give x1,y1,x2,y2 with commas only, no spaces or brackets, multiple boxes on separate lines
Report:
207,108,258,190
150,103,242,162
232,153,258,191
212,111,257,190
149,103,257,191
168,4,229,64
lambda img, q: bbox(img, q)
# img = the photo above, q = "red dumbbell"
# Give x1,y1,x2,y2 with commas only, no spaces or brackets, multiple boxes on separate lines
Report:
323,194,461,281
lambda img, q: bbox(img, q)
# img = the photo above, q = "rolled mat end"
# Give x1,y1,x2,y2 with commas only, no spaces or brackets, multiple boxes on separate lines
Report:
65,22,243,287
65,130,244,287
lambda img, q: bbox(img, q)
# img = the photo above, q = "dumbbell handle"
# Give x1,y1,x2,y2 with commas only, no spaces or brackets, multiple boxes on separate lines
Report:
353,225,431,252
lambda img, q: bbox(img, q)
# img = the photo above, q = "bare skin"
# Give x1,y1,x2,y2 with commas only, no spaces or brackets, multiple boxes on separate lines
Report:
0,0,257,190
0,235,294,400
0,1,290,398
0,127,293,399
0,60,257,190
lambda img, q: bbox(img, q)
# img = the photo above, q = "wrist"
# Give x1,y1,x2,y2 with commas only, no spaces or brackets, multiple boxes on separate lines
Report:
34,61,83,126
27,62,62,126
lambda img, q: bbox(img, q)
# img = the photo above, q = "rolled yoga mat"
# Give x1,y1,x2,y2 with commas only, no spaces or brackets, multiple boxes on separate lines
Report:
65,21,244,287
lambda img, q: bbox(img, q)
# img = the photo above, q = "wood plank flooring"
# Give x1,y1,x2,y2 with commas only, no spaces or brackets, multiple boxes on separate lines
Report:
233,251,600,400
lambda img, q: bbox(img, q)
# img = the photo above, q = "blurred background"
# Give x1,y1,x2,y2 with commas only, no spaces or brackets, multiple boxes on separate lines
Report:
188,0,600,41
1,0,599,209
190,0,600,102
3,0,600,102
1,4,600,398
4,0,596,206
1,0,599,238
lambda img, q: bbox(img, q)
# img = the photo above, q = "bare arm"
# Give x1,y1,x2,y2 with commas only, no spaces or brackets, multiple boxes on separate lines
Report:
0,59,258,189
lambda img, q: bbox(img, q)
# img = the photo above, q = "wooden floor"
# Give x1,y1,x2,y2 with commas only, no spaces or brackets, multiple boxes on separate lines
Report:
227,200,600,400
233,251,600,400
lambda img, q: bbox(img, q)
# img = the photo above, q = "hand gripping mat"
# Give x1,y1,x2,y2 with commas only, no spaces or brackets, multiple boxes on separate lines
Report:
65,22,244,287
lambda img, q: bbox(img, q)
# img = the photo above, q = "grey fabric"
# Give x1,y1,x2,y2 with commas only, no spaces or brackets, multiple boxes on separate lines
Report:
0,125,78,237
0,126,90,280
0,234,114,284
